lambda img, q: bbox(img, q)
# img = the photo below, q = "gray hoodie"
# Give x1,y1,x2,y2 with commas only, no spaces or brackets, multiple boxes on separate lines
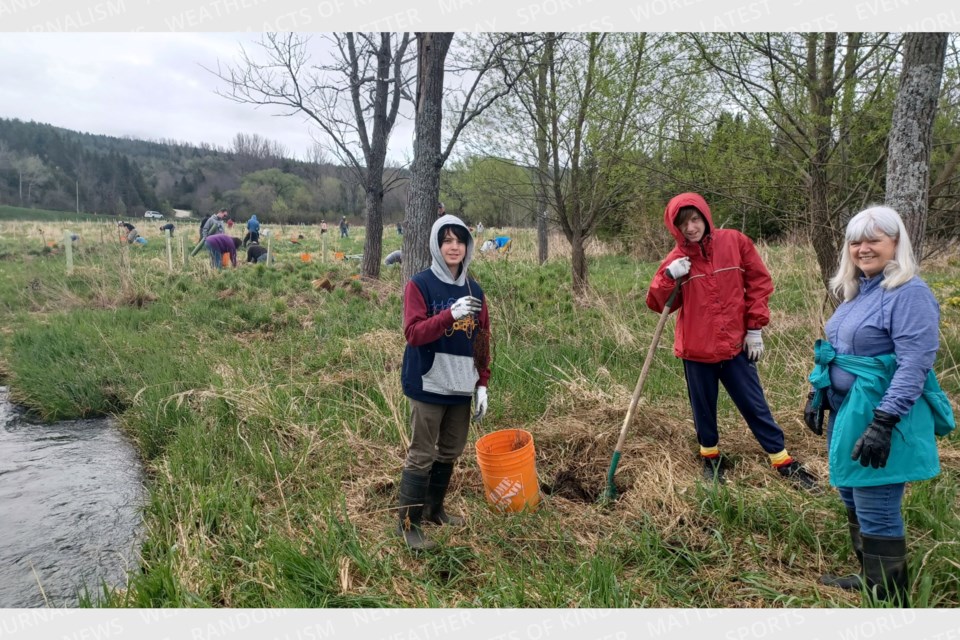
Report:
429,214,475,286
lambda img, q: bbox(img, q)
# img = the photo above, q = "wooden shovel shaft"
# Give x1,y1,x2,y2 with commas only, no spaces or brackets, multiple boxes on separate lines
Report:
612,279,681,454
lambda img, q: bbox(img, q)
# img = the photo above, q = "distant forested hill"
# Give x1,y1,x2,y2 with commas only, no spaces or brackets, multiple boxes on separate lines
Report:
0,118,408,223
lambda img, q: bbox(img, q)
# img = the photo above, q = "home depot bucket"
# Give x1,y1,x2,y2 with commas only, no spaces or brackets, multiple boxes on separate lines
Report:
221,253,231,267
475,429,541,513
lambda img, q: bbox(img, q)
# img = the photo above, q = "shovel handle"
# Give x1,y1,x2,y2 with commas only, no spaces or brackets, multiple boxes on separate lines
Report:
612,278,681,454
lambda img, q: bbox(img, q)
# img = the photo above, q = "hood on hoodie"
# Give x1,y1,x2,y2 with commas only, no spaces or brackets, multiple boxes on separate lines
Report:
429,214,474,286
663,192,714,246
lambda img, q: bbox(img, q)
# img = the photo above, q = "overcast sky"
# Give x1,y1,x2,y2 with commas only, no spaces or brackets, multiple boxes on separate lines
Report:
0,33,416,163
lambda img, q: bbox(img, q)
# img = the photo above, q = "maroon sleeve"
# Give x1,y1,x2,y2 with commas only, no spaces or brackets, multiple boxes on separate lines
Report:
403,281,455,346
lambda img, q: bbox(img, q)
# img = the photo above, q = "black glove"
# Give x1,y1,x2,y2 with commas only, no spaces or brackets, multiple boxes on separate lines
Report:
851,410,900,469
803,390,826,436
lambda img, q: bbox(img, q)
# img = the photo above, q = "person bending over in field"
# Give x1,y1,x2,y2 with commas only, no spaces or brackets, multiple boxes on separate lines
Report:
246,241,270,264
384,249,402,266
118,221,139,244
204,233,237,270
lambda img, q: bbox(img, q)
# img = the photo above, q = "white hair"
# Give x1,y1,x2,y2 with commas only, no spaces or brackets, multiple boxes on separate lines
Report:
828,205,918,301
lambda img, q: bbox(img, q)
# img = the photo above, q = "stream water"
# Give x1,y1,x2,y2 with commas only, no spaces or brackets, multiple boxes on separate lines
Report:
0,387,145,607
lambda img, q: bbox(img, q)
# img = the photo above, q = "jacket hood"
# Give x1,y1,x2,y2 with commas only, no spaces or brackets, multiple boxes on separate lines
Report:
249,215,258,222
429,214,474,286
664,192,714,246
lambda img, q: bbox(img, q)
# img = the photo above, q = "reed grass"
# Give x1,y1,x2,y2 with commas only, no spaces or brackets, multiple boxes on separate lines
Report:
0,210,957,608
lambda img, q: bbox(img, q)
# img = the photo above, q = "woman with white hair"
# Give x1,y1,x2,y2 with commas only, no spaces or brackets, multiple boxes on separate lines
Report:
805,206,955,606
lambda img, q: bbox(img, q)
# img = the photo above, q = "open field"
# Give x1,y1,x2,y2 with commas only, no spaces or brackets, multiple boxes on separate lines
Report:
0,210,958,608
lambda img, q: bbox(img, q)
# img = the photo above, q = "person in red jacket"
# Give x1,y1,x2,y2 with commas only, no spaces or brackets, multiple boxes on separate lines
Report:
646,192,818,490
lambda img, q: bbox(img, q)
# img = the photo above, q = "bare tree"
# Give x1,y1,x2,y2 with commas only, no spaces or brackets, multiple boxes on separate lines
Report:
211,33,414,279
402,33,535,281
692,33,897,292
533,36,552,266
886,33,948,260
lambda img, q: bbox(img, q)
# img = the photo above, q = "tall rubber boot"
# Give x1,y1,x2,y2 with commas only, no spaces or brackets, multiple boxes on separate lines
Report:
396,469,437,551
821,507,864,590
862,534,909,607
423,461,465,526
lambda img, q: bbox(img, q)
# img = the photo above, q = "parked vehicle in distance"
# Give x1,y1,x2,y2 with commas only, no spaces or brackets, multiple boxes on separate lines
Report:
144,211,163,219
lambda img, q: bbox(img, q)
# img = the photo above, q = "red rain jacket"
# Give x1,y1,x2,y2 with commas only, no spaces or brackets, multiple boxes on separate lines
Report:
646,193,773,364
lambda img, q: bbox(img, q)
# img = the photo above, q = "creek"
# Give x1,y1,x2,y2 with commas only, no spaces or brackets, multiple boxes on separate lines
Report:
0,387,145,607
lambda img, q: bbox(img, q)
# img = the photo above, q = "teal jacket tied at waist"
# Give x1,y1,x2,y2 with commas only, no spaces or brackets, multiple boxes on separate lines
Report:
808,339,955,488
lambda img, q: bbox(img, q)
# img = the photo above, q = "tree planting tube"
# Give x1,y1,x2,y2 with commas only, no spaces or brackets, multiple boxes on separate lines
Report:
189,238,206,257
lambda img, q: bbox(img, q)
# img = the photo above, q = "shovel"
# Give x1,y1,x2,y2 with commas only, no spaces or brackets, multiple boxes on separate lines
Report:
602,278,682,502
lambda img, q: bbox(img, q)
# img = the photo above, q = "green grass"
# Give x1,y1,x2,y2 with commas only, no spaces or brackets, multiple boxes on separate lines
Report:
0,215,957,608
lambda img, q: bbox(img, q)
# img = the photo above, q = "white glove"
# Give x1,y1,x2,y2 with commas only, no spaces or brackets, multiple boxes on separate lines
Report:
744,329,764,362
473,386,488,421
665,257,691,280
450,296,482,320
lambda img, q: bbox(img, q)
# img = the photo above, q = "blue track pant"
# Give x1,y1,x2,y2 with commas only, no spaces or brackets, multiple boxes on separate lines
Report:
682,351,786,454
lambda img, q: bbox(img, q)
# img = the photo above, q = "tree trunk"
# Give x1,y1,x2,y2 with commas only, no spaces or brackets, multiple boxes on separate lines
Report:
807,32,840,294
810,170,838,292
403,33,453,283
536,204,548,265
360,184,383,279
571,229,588,292
534,35,552,266
885,33,947,261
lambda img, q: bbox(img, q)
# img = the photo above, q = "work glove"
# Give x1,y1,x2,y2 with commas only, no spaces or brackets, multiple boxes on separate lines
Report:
473,386,488,422
743,329,764,362
665,257,691,280
803,390,826,436
851,410,899,469
450,296,482,320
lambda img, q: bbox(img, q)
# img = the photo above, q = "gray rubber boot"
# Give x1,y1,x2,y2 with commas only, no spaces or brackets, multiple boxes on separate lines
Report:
396,469,437,551
862,534,909,607
423,461,465,526
821,507,864,590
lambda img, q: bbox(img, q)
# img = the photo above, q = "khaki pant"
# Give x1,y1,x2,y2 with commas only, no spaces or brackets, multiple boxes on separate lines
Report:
404,399,471,473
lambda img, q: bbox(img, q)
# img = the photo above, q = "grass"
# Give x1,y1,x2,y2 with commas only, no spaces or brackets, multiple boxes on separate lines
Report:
0,210,957,608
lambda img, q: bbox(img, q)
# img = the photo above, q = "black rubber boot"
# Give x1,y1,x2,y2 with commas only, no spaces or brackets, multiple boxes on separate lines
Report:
423,461,465,526
775,459,820,493
396,469,437,551
821,507,864,590
701,456,726,484
862,534,909,607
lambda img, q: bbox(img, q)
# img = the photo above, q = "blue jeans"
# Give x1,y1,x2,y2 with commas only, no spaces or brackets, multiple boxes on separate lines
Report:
837,484,906,537
826,389,906,537
206,246,223,269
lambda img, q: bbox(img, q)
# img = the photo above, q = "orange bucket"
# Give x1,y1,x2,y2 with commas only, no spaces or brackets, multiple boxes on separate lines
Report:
221,253,231,267
475,429,541,513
